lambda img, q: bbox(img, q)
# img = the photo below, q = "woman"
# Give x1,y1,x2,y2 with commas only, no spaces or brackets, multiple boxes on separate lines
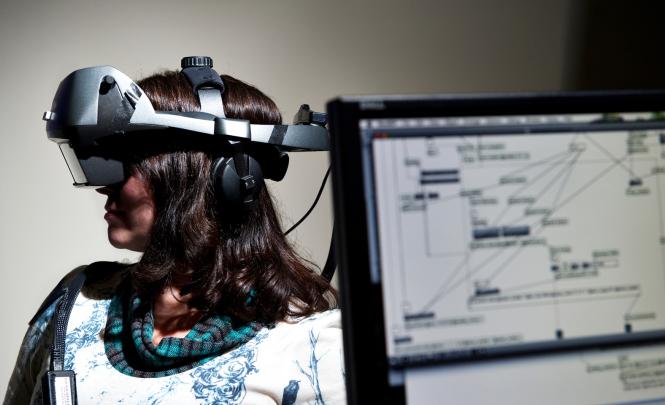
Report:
5,67,344,404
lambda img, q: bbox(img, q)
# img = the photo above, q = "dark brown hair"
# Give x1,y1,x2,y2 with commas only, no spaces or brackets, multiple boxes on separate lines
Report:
131,71,336,323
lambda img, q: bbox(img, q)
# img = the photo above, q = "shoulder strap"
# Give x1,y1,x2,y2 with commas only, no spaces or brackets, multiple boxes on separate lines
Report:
49,270,86,371
39,269,86,405
29,261,131,327
29,267,85,326
37,261,129,405
28,261,130,369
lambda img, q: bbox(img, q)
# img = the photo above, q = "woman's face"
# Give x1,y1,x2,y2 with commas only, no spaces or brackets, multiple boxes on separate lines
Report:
96,174,155,252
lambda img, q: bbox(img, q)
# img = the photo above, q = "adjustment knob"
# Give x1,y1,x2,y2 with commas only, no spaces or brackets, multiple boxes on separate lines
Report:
181,56,214,68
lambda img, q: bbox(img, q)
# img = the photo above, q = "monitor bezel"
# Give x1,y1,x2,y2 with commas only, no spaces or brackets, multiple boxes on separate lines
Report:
327,90,665,405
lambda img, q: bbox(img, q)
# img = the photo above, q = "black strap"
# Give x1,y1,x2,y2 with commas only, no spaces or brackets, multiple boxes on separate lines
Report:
50,270,86,371
181,66,225,94
30,278,70,327
36,262,130,405
39,268,87,405
181,66,226,118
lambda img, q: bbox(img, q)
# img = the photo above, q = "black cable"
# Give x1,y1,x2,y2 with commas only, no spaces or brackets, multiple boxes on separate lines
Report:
320,224,337,281
284,166,331,236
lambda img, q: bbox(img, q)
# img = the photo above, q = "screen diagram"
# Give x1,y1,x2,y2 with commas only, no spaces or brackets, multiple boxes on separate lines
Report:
369,120,665,364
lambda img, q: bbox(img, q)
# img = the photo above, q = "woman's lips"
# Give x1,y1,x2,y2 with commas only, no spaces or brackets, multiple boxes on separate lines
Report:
104,210,123,222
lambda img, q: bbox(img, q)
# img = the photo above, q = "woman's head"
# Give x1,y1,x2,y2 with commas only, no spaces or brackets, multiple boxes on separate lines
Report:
105,70,336,322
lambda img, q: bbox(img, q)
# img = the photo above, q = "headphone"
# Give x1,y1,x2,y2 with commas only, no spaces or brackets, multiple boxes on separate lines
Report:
211,147,265,213
178,56,266,213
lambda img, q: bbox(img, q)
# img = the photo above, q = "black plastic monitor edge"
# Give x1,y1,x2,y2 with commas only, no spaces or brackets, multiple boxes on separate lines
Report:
334,89,665,118
329,99,405,404
327,89,665,405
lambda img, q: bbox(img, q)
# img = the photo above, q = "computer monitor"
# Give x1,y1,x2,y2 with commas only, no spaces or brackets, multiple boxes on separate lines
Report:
328,91,665,404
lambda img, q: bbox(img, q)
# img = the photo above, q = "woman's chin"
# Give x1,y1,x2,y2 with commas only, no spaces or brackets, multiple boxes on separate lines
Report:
108,229,146,252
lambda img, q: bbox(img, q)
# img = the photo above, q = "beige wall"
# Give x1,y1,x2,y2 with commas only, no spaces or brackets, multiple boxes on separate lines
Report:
0,0,572,394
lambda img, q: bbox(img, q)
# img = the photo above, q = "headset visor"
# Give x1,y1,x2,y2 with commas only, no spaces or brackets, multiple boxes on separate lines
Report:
55,141,125,187
58,143,88,186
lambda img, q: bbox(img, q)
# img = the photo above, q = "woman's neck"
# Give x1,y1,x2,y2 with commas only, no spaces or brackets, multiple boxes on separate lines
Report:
151,286,203,346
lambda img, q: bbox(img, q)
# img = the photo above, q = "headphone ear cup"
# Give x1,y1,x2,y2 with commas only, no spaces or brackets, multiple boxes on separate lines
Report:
211,154,264,212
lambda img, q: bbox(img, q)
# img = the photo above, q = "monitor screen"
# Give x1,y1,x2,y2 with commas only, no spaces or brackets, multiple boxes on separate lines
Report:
329,92,665,404
365,112,665,365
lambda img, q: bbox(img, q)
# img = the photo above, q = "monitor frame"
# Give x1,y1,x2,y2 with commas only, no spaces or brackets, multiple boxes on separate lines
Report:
327,90,665,405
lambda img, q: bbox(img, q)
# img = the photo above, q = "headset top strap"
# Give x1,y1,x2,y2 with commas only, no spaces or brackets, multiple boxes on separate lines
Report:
181,56,226,118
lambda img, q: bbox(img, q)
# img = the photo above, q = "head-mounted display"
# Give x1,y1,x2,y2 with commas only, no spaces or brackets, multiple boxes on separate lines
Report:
44,56,329,187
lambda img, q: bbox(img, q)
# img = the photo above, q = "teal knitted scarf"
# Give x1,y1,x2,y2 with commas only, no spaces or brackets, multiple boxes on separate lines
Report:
104,284,264,377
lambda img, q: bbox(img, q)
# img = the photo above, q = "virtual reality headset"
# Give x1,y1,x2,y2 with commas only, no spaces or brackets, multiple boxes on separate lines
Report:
44,56,329,187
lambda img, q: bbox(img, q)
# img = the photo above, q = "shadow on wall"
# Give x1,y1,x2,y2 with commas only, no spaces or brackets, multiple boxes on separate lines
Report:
567,0,665,90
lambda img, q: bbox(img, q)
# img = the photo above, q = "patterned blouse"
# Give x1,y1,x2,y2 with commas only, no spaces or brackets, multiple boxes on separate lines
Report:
3,266,346,404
